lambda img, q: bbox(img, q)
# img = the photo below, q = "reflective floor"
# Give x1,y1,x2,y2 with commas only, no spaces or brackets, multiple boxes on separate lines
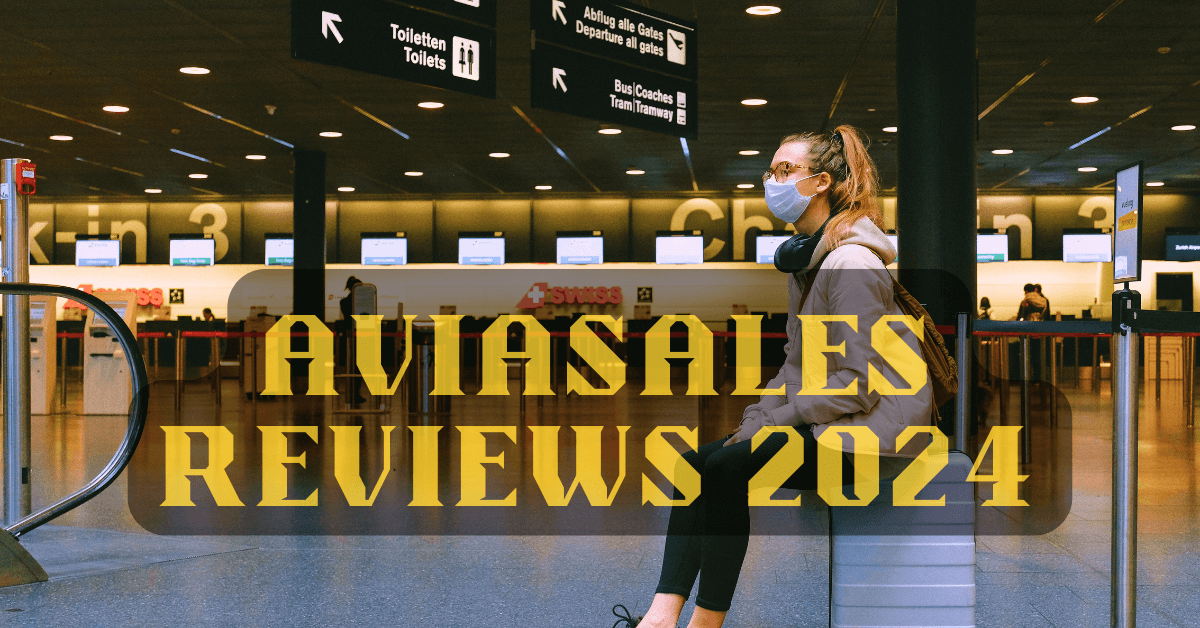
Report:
2,365,1199,627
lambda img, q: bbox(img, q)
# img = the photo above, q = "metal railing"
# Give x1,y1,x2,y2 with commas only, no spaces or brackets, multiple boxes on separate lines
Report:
1,283,149,538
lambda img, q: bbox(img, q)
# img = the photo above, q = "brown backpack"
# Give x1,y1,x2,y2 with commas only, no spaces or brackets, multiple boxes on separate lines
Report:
797,252,959,415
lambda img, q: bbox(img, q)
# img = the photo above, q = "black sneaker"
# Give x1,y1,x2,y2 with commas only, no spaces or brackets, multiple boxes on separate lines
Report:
611,604,642,628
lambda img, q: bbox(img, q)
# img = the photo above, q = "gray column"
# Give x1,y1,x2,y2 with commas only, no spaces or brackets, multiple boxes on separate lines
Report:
293,150,326,320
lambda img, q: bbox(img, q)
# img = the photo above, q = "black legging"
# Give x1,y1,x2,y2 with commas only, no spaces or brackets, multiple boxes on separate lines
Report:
653,426,853,612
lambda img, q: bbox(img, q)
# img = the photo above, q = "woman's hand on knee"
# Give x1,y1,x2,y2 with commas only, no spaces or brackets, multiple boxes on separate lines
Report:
724,407,771,447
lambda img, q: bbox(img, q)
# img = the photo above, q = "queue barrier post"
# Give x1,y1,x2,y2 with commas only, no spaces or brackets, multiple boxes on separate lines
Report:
1186,336,1195,428
954,313,970,453
1110,289,1140,628
1020,334,1031,465
174,332,184,414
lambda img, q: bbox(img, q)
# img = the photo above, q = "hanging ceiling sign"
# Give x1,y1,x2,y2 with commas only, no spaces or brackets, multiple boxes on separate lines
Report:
531,44,697,139
531,0,697,81
401,0,497,28
291,0,496,98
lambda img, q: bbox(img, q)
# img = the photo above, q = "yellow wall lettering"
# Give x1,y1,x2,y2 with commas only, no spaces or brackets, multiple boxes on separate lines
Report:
747,426,804,506
161,426,244,507
355,315,415,395
642,426,700,506
429,314,465,396
567,316,627,395
329,425,395,506
817,426,879,506
479,315,553,396
730,314,785,397
641,315,717,396
892,426,948,506
261,315,336,396
798,315,858,396
456,426,517,506
258,426,319,506
530,425,629,506
869,315,928,395
967,426,1030,507
409,426,443,506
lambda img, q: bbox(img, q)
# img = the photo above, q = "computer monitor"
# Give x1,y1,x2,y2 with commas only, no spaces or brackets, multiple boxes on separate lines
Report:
556,231,604,264
458,231,505,265
655,230,704,264
754,231,792,265
361,232,408,265
75,237,120,267
264,233,294,266
977,234,1008,263
30,303,44,324
169,234,216,266
1165,229,1200,262
1063,232,1112,263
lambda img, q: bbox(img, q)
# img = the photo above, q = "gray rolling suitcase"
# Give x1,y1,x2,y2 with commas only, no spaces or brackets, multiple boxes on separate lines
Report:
828,450,976,628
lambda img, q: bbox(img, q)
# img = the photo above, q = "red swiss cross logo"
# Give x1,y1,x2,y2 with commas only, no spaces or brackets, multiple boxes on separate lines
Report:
516,282,550,309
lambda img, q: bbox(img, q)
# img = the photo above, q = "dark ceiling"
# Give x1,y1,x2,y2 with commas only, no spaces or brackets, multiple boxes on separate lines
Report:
2,0,1198,198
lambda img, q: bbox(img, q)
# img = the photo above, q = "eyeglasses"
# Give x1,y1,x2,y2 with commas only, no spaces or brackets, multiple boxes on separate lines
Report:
762,162,817,183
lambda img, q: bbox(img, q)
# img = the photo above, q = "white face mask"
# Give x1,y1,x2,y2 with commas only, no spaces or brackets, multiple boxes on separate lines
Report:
763,172,819,224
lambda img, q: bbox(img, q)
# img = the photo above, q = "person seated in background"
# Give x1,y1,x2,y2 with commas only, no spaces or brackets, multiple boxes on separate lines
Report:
1016,283,1048,321
1034,284,1051,315
202,308,215,321
979,296,992,320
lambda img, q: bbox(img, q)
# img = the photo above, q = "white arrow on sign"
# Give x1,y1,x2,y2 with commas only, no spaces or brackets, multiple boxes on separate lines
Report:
322,11,344,43
552,68,567,92
552,0,567,25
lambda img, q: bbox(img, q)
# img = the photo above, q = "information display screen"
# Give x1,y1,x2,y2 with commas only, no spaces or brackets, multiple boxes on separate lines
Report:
1063,233,1112,263
458,237,505,265
977,234,1008,263
361,236,408,265
265,236,294,266
556,235,604,265
1165,234,1200,262
755,235,792,265
656,235,704,264
76,240,120,267
169,238,216,266
30,303,44,324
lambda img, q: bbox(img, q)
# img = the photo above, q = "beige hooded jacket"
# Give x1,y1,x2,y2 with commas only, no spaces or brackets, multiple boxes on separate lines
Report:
747,216,934,457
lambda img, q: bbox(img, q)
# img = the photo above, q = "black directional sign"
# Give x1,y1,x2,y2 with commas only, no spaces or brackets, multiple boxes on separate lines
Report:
531,44,697,139
292,0,495,98
532,0,696,81
403,0,497,28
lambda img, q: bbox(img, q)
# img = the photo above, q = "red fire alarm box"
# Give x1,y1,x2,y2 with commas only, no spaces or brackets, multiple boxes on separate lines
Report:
15,163,36,195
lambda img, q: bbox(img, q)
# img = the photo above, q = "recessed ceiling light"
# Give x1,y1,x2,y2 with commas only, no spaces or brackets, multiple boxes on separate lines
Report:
867,108,876,112
145,188,162,194
991,149,1014,155
489,152,510,158
319,131,343,137
1078,167,1098,172
745,6,781,15
337,186,355,192
626,169,645,175
741,98,768,106
179,67,210,75
1158,47,1171,54
1171,124,1196,131
1146,181,1165,187
737,183,755,189
535,185,553,190
245,154,266,160
404,171,423,177
739,150,760,156
882,126,898,133
188,173,208,179
598,128,622,135
1071,96,1099,104
102,105,129,113
49,135,73,141
417,101,444,109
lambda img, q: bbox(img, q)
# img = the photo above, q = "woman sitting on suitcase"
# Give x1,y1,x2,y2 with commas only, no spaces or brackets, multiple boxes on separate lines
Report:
615,126,934,628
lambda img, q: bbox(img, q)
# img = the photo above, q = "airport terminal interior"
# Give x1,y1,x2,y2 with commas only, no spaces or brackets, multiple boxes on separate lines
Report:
1,0,1200,626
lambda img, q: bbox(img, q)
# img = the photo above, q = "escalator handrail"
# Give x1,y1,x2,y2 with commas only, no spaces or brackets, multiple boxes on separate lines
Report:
0,283,149,537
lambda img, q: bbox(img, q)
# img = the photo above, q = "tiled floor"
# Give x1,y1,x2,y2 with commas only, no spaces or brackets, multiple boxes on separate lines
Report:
1,363,1198,627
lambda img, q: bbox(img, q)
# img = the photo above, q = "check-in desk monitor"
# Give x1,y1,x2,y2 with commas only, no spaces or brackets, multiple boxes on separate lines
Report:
977,233,1009,263
458,231,505,265
755,231,792,265
1063,232,1112,263
170,234,216,266
265,233,294,266
76,237,120,267
83,291,138,415
1165,229,1200,261
556,231,604,265
361,232,408,265
29,296,57,415
656,230,704,264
